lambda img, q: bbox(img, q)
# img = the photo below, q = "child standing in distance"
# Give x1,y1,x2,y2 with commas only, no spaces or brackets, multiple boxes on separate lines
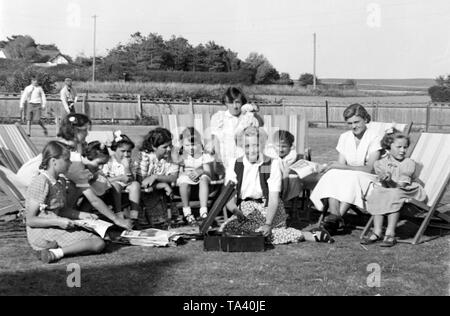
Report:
362,131,426,247
25,141,105,264
176,127,214,223
102,131,141,220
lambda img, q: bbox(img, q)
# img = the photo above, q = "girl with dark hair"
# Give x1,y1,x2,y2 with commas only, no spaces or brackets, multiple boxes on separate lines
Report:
18,113,133,231
102,131,141,220
310,103,382,233
362,131,426,247
25,141,105,264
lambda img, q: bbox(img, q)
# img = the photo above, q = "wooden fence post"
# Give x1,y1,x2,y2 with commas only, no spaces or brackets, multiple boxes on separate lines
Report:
137,94,142,120
190,97,194,114
425,102,431,132
325,100,329,128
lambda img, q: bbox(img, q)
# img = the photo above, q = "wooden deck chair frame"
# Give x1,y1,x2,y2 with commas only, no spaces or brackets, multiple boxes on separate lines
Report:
360,132,450,245
317,121,414,227
0,123,40,173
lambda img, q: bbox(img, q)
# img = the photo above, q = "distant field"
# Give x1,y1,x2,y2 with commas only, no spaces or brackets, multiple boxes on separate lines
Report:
322,78,435,92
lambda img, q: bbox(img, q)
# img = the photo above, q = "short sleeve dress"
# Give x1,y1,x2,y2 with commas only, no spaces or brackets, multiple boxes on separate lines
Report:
310,124,382,211
366,156,427,215
26,172,99,251
176,153,215,185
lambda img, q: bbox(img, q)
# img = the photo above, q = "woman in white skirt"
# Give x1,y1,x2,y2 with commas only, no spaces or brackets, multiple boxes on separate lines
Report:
310,104,381,232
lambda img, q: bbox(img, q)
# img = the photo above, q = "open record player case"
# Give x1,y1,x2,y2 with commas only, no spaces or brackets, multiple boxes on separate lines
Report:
199,182,266,252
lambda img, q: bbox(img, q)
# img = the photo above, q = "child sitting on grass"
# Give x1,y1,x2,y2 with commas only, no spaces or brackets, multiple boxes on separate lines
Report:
176,127,214,224
26,141,105,264
220,126,333,244
102,131,141,220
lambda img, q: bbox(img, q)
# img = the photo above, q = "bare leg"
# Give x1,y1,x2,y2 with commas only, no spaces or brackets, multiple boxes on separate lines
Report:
110,183,123,213
328,198,340,216
385,212,400,237
199,176,210,208
127,181,141,219
61,237,105,257
339,202,351,217
26,120,31,136
373,215,384,237
179,183,191,208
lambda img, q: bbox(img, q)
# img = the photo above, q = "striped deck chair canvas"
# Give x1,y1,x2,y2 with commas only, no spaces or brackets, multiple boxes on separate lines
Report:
0,168,26,217
161,114,212,150
361,132,450,244
0,124,40,173
263,114,310,159
369,121,413,137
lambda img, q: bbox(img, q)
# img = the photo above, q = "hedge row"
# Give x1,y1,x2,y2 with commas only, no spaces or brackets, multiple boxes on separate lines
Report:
428,85,450,102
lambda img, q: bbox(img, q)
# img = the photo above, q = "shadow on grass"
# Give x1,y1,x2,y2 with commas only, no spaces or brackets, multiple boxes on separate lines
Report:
0,256,185,296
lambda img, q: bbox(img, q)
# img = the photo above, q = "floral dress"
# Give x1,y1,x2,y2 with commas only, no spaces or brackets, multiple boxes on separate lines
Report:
26,172,98,251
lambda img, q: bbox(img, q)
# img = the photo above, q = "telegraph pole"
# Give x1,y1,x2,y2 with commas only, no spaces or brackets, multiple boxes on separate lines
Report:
92,15,98,82
313,33,317,89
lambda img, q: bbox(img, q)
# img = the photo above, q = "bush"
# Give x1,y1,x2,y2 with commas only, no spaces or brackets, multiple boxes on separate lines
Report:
6,67,56,93
299,73,320,87
428,85,450,102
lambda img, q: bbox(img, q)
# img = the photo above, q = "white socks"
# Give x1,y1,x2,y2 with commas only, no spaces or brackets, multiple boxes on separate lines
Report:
199,207,208,218
49,248,64,260
182,207,192,217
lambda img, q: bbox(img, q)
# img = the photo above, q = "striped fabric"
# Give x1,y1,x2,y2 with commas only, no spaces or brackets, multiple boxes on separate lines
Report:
263,114,308,155
162,114,212,148
0,124,39,173
409,133,450,210
161,113,309,155
369,121,410,137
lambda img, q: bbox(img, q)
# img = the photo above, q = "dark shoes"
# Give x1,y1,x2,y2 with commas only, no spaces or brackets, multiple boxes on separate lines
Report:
310,227,335,243
360,233,382,245
321,214,345,235
38,249,59,264
380,235,397,247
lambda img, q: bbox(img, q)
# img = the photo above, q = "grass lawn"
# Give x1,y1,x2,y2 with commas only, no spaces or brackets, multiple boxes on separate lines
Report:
0,125,449,296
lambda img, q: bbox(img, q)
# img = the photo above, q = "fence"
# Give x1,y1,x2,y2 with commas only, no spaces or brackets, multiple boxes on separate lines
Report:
1,94,449,131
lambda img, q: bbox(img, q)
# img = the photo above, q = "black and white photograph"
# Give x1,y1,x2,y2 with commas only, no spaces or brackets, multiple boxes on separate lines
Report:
0,0,449,298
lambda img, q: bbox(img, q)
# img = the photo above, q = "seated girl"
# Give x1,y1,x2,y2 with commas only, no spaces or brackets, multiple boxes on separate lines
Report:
134,127,179,225
220,126,333,245
101,132,141,220
362,131,426,247
26,141,105,264
176,127,214,224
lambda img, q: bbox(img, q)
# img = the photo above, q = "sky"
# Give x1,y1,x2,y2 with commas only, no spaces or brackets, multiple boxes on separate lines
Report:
1,0,450,79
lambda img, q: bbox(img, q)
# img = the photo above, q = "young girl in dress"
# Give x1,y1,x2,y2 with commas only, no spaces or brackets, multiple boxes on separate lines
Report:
362,131,426,247
176,127,214,223
26,141,105,264
102,132,141,220
134,128,179,225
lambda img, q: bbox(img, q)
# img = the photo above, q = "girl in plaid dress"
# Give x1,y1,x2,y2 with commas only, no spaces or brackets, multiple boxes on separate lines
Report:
26,141,105,264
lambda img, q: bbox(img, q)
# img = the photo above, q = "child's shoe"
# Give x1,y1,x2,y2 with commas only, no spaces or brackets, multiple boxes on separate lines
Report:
198,207,208,220
185,214,196,225
39,249,60,264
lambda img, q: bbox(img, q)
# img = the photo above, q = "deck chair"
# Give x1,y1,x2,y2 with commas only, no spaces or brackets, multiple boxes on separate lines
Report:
361,132,450,245
161,113,226,221
0,167,26,217
0,124,40,173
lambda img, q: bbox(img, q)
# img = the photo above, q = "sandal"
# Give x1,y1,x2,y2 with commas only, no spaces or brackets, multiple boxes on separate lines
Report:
185,215,196,225
311,227,335,243
360,233,382,245
380,235,397,247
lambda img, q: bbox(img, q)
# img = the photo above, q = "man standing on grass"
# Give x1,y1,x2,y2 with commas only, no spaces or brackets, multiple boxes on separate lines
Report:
60,77,77,114
19,77,48,137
